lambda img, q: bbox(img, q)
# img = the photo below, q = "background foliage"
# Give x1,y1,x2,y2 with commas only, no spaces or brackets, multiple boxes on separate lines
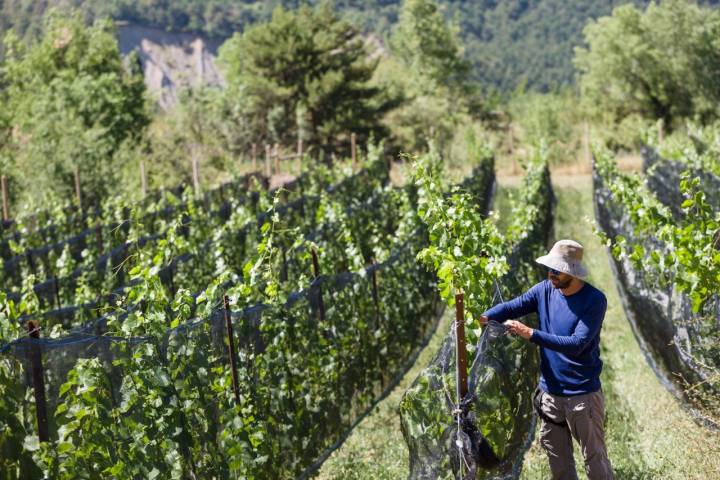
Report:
6,1,720,92
575,0,720,133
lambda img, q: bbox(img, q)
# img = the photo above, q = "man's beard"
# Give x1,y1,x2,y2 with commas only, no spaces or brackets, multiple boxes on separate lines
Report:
550,276,572,289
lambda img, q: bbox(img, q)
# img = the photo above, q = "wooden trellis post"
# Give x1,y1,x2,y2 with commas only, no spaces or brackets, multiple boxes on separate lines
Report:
140,159,147,198
27,320,49,442
351,132,357,171
280,246,288,283
223,295,241,405
311,249,325,322
191,151,200,196
296,138,304,174
273,143,280,175
168,264,176,297
371,259,380,329
252,143,258,171
455,293,468,401
96,226,103,255
583,121,591,166
508,122,514,155
74,168,82,210
26,251,35,273
265,144,271,178
53,277,61,309
509,122,518,174
1,175,8,221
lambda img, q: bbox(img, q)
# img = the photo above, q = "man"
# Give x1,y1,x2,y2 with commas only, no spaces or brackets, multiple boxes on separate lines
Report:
480,239,614,480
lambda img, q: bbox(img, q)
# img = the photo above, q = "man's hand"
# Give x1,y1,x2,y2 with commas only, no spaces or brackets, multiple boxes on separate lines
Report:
480,315,489,325
504,320,533,340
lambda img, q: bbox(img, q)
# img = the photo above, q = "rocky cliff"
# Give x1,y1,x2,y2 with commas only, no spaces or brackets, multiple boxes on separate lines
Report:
117,22,225,109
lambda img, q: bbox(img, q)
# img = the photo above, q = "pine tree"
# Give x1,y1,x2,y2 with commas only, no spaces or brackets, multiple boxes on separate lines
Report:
218,3,398,155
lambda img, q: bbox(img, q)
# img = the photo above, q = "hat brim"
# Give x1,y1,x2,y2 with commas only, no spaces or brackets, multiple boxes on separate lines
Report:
535,254,588,279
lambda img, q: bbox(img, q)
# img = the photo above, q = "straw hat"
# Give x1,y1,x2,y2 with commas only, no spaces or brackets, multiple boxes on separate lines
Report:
535,239,588,279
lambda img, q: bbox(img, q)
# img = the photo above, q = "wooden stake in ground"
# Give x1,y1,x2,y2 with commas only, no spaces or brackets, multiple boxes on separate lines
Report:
311,248,325,322
273,143,280,175
1,175,8,221
455,293,468,401
508,123,518,175
280,246,288,283
508,122,515,155
53,277,61,309
191,151,200,196
265,144,272,178
296,138,303,174
351,132,357,171
371,259,380,329
140,159,147,198
658,118,665,144
74,168,82,210
252,143,257,171
223,295,241,405
583,121,591,165
27,320,49,442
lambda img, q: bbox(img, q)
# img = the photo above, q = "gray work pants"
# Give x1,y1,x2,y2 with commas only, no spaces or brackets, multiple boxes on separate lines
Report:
536,388,614,480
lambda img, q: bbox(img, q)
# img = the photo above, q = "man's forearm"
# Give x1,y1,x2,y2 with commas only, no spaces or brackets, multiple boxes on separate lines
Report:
530,330,589,355
483,292,536,322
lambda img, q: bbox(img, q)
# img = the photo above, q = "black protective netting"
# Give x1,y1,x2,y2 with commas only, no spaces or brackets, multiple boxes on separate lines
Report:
0,235,442,479
642,146,720,217
5,161,388,324
400,164,555,480
593,160,720,430
0,157,451,479
0,171,267,263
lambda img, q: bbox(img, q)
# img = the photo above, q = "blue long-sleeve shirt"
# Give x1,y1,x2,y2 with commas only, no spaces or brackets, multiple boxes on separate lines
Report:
483,279,607,396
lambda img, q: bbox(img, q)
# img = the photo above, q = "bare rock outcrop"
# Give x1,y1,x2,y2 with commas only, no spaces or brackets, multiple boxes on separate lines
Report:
117,22,225,109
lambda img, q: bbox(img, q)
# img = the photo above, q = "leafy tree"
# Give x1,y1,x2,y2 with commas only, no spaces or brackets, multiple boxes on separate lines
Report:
575,0,720,131
138,86,249,191
1,9,148,209
507,89,588,166
391,0,469,95
218,3,397,155
381,0,473,153
5,1,720,93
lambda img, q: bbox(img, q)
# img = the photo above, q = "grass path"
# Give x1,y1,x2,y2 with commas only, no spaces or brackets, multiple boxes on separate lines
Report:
316,174,720,479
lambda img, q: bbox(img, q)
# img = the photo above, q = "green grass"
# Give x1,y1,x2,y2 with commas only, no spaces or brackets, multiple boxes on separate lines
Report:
316,174,720,479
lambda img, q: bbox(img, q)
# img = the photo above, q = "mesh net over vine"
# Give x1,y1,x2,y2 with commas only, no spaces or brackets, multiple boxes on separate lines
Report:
0,171,268,267
593,158,720,430
642,146,720,217
1,234,442,479
3,161,389,325
400,163,554,480
1,160,380,299
0,156,468,479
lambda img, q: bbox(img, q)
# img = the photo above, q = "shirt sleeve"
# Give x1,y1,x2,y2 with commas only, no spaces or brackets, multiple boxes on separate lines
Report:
482,282,542,321
530,294,607,355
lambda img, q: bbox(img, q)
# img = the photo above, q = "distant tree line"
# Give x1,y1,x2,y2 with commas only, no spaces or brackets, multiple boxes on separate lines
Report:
5,0,718,92
2,0,720,210
0,0,476,210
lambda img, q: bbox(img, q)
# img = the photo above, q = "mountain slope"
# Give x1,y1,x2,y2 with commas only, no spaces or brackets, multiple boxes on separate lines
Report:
1,1,718,91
